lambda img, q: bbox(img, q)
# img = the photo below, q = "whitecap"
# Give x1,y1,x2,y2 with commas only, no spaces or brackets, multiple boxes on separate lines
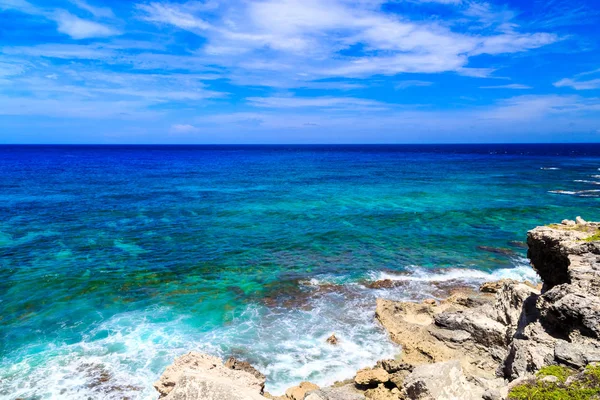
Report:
540,167,560,170
574,180,600,185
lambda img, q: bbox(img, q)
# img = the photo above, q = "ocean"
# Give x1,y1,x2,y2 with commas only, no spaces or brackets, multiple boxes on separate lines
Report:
1,144,599,399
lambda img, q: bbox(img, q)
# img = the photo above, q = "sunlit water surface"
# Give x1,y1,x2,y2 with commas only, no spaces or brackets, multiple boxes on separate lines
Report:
1,144,599,399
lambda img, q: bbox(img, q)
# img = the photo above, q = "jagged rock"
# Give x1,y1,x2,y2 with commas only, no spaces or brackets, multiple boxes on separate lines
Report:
304,384,365,400
491,282,539,340
285,382,319,400
402,361,485,400
500,321,556,380
224,357,266,384
326,334,338,345
562,219,576,226
363,384,401,400
375,359,414,374
428,327,471,344
434,310,507,347
160,374,268,400
376,293,502,378
527,223,600,290
154,352,267,400
576,216,588,226
538,283,600,338
366,279,405,289
554,339,600,368
389,370,410,388
480,280,517,294
354,368,390,386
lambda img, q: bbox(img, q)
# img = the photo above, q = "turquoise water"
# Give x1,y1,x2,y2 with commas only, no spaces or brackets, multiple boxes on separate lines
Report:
1,144,599,399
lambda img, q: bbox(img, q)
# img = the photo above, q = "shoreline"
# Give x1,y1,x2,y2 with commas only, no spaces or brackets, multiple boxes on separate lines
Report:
155,217,600,400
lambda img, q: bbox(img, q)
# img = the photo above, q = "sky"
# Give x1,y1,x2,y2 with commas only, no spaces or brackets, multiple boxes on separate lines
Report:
1,0,600,143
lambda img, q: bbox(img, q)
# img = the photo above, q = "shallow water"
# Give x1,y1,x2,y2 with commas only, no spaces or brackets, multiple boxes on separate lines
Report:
1,144,599,399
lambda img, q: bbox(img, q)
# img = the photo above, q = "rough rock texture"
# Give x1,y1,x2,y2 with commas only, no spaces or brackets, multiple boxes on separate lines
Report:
304,384,365,400
157,219,600,400
224,357,266,385
354,368,390,386
375,290,506,379
501,220,600,379
154,352,267,400
285,382,319,400
402,360,485,400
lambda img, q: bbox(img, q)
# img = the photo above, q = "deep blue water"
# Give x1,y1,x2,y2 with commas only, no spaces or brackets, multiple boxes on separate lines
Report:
1,144,599,399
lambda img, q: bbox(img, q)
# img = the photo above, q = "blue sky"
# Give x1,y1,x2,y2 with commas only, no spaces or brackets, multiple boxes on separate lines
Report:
1,0,599,143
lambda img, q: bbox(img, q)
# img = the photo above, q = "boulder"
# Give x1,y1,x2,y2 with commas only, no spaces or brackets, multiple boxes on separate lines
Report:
161,373,268,400
402,361,485,400
375,359,413,374
285,381,319,400
326,334,338,345
354,368,390,386
554,339,600,368
154,352,267,400
434,310,507,347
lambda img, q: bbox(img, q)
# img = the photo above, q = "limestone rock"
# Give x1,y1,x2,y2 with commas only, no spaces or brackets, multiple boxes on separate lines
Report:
576,216,588,226
363,384,401,400
161,373,268,400
554,339,600,368
154,352,267,400
434,310,507,347
224,357,266,385
388,370,410,389
402,360,485,400
285,381,319,400
326,334,338,345
375,359,413,374
480,279,516,294
354,368,390,386
304,384,365,400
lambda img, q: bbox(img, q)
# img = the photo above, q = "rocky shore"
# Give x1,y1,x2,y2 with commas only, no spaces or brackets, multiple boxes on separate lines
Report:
155,218,600,400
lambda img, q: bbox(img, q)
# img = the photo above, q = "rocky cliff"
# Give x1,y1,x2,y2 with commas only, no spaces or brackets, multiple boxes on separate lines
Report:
155,218,600,400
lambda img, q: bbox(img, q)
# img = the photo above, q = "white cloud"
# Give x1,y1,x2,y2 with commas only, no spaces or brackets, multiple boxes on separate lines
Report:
135,0,559,81
0,61,26,77
395,80,433,89
555,78,600,90
70,0,115,18
137,2,212,30
480,84,532,89
246,96,388,110
0,0,39,14
53,11,119,39
170,124,200,134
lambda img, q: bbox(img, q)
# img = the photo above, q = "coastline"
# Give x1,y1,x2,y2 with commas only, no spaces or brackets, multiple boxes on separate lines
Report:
155,217,600,400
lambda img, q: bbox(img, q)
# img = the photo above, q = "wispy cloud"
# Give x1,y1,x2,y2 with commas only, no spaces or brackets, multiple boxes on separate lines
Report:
69,0,115,19
0,0,119,39
135,0,559,80
480,84,532,89
53,10,119,39
170,124,201,134
246,96,388,111
395,80,434,89
555,78,600,90
554,68,600,90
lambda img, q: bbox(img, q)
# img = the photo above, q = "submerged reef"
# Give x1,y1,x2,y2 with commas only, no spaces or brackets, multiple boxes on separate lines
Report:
156,217,600,400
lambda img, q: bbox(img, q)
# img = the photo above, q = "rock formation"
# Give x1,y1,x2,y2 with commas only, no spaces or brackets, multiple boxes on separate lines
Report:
155,218,600,400
154,352,267,400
